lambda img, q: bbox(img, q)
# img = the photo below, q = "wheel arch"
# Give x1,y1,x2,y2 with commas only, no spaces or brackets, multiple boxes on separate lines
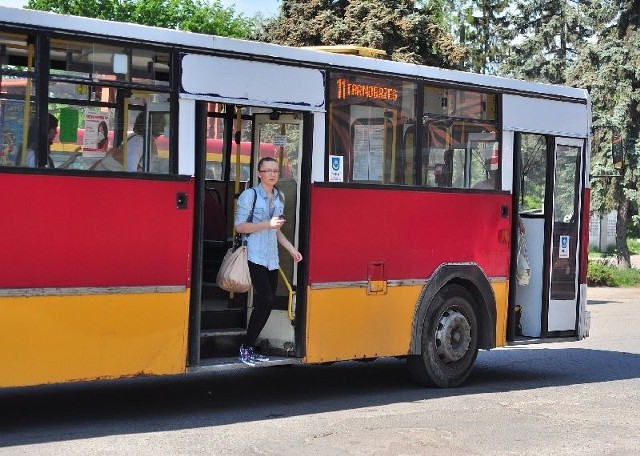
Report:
410,263,497,354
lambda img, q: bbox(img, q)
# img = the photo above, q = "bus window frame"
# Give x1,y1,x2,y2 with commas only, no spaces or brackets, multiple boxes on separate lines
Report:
326,69,502,190
0,32,179,176
328,70,418,186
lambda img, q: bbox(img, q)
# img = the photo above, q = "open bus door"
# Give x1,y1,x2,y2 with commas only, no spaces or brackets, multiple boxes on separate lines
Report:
514,135,586,340
250,112,304,352
194,107,305,366
547,138,585,335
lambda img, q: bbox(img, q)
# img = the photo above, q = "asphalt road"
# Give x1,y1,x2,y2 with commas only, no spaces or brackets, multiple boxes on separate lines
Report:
0,287,638,455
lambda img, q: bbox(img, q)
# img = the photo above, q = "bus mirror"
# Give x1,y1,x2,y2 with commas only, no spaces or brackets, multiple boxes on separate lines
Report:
611,133,623,169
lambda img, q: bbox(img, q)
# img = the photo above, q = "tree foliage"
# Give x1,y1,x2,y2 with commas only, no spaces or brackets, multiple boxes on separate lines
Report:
567,0,640,267
252,0,465,68
25,0,256,38
461,0,510,74
418,0,459,38
502,0,639,267
425,0,509,74
500,0,594,84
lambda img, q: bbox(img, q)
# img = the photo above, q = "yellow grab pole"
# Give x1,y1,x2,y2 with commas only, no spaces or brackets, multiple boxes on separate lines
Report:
279,267,296,322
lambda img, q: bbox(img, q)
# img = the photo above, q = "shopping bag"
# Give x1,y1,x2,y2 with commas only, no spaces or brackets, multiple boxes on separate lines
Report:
216,246,252,293
516,236,531,286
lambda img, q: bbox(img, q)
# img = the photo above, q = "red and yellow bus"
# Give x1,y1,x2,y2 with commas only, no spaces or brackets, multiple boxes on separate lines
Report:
0,7,591,389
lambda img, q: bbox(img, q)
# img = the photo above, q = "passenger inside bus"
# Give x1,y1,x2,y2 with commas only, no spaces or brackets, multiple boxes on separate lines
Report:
438,149,455,187
16,114,80,169
90,112,167,172
127,112,166,172
89,143,125,171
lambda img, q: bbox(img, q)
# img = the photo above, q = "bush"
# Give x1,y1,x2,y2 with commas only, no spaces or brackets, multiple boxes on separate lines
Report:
587,261,616,287
587,260,640,287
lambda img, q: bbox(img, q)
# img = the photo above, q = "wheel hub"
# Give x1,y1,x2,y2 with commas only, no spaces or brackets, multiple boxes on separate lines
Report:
435,309,471,363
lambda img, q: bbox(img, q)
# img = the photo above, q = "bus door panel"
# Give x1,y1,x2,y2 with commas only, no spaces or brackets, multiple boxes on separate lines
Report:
514,135,584,338
547,138,583,333
251,113,303,347
517,216,545,337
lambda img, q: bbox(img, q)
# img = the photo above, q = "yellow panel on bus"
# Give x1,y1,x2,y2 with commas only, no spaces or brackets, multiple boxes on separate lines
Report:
304,285,423,363
0,290,190,388
493,280,509,347
305,281,511,364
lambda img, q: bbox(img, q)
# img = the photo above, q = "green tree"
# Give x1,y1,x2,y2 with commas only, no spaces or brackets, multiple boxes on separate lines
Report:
500,0,594,84
253,0,465,68
567,0,640,267
423,0,512,74
461,0,510,74
419,0,467,45
25,0,256,38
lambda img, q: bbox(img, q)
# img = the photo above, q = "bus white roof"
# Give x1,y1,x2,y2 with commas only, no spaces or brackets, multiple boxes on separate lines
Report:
0,6,588,102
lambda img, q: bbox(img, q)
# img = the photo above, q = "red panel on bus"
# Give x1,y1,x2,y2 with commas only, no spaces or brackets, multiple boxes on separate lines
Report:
0,173,194,288
308,185,512,283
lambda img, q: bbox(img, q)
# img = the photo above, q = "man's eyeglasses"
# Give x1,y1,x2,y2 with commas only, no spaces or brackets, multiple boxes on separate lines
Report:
259,169,280,175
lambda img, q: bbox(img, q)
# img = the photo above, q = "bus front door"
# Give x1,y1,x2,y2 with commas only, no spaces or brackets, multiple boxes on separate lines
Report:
250,112,304,352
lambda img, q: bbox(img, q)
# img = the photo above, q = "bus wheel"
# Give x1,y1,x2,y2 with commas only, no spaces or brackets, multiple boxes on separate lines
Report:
408,284,479,388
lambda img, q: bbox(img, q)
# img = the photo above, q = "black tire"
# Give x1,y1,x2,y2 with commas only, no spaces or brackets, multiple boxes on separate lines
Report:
408,284,479,388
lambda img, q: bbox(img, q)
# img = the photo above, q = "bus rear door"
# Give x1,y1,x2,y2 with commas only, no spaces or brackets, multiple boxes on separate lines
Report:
515,135,586,340
547,137,585,335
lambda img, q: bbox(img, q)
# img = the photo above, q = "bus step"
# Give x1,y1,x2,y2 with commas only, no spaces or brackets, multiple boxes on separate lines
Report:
201,300,245,329
201,282,248,307
201,281,227,300
200,328,246,358
190,356,301,371
200,328,246,338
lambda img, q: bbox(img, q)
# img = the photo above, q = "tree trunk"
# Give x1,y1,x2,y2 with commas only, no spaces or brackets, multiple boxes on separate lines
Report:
616,197,631,268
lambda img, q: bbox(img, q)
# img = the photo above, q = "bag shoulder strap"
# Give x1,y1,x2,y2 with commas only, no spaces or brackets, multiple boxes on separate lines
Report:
249,187,257,222
242,188,258,244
